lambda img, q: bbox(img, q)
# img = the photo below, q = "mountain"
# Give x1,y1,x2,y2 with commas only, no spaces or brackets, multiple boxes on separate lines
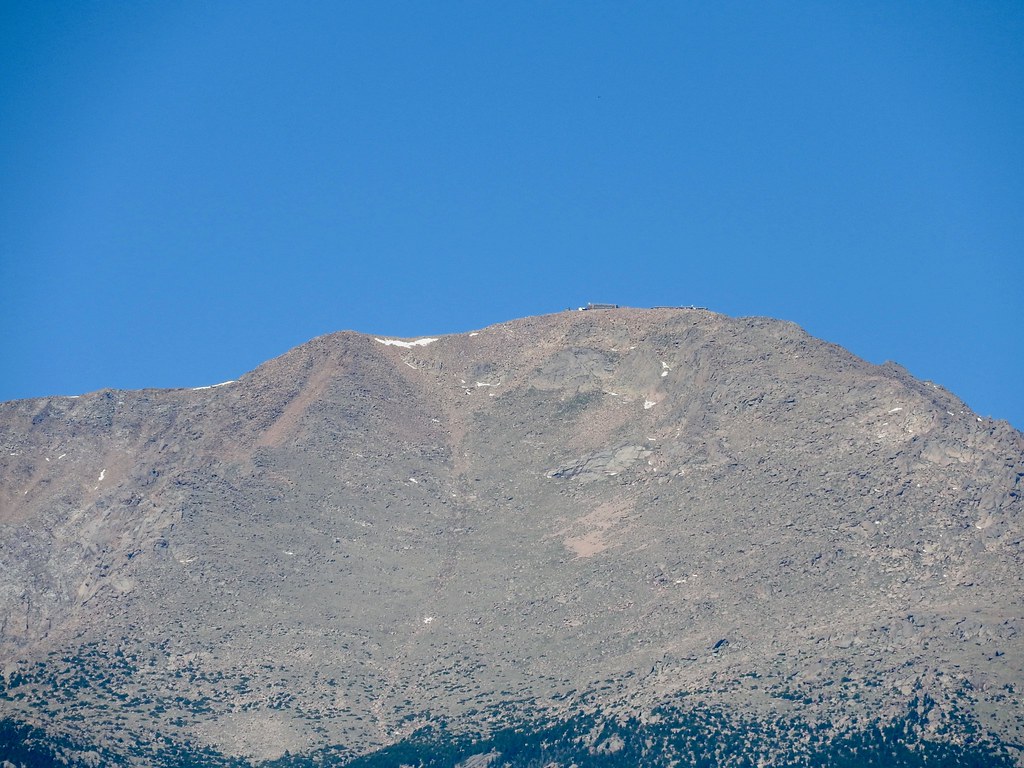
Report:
1,308,1022,767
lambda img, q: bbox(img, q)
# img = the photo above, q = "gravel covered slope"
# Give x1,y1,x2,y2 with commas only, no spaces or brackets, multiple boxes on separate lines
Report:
1,308,1022,765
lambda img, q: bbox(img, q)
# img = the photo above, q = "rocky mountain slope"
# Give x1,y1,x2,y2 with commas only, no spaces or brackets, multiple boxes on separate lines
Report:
1,308,1022,766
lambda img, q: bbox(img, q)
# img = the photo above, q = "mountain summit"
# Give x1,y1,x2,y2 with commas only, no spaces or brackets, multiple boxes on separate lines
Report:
2,308,1022,766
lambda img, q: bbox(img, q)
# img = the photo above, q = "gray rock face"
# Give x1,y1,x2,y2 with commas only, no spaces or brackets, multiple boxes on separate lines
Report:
546,445,652,481
0,308,1022,764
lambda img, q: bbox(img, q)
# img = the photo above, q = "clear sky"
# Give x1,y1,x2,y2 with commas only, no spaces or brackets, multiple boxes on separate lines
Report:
2,2,1021,428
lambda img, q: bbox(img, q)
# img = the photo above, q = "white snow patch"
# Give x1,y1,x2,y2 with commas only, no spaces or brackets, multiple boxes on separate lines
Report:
475,381,499,388
192,380,235,391
423,616,434,624
58,453,66,459
888,407,903,413
97,469,106,483
375,337,438,348
45,457,49,462
661,371,668,377
644,399,657,410
469,332,479,337
284,550,295,556
409,478,419,484
404,361,418,369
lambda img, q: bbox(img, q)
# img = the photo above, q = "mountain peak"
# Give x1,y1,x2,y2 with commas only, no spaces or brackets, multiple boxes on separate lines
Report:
1,309,1021,766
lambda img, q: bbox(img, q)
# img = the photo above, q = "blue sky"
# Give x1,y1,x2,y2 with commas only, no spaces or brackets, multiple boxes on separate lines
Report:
2,2,1021,428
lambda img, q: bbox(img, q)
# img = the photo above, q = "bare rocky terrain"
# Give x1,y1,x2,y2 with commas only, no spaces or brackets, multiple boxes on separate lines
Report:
1,308,1022,766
